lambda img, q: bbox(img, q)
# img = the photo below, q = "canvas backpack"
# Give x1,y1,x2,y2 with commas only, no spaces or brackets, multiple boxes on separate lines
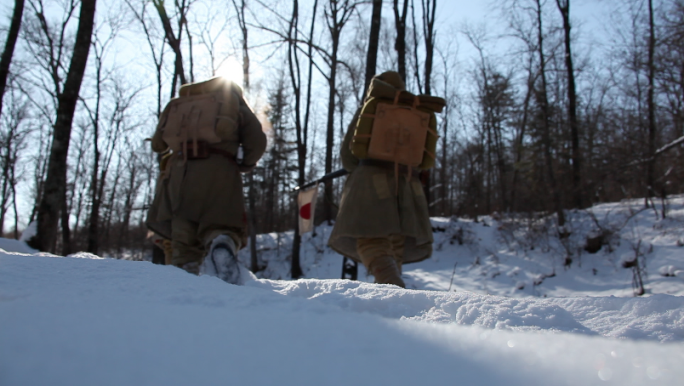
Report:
159,77,243,157
350,78,446,170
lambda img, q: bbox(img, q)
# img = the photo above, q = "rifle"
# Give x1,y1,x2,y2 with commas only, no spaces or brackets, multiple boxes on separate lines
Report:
292,168,357,279
292,168,349,192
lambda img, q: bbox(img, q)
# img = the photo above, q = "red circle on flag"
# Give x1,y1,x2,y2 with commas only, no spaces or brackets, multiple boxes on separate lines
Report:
300,203,312,220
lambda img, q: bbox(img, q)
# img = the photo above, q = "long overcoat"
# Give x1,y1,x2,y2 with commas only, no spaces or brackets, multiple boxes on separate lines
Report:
146,91,266,248
328,99,433,264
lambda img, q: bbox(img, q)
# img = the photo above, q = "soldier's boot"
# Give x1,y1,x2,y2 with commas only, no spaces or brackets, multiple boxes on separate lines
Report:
357,237,405,288
365,255,405,288
162,239,173,265
389,234,405,275
201,235,240,285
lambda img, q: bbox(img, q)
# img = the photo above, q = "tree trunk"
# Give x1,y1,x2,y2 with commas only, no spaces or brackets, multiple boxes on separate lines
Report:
420,0,437,209
647,0,658,202
233,0,250,90
232,0,259,272
410,1,422,93
29,0,97,253
288,0,304,279
0,0,24,118
324,0,354,224
439,62,449,215
118,167,137,256
11,165,18,239
60,185,71,255
511,67,535,212
0,114,20,233
86,50,103,254
393,0,409,82
324,55,337,224
364,0,382,91
152,0,186,85
535,0,565,227
422,0,436,96
556,0,582,209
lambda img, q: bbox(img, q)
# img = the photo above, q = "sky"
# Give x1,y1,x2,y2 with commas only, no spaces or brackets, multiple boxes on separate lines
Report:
436,0,614,58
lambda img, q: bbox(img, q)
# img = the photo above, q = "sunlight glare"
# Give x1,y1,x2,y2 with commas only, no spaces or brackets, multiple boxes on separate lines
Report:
215,56,244,87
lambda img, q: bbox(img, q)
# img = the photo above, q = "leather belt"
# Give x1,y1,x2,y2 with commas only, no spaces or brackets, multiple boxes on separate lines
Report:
358,158,420,175
207,147,236,159
177,141,236,162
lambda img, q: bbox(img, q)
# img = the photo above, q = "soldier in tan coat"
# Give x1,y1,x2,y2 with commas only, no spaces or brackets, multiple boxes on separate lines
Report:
329,71,442,288
146,77,266,283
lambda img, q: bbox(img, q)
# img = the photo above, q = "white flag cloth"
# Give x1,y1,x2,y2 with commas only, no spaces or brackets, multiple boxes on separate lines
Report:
297,185,319,234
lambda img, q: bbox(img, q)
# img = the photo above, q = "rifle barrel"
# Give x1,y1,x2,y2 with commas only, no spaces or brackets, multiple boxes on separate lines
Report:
293,169,349,192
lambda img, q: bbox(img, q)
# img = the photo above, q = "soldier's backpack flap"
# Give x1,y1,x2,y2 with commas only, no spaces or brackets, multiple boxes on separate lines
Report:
366,78,445,112
351,91,443,169
161,93,222,152
366,77,400,100
160,77,242,152
367,102,430,167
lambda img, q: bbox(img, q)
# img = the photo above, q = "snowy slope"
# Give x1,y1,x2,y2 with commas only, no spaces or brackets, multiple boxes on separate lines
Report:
1,197,684,385
1,251,683,386
246,196,684,298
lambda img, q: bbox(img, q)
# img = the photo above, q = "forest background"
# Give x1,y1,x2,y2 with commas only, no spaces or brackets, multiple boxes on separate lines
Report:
0,0,682,274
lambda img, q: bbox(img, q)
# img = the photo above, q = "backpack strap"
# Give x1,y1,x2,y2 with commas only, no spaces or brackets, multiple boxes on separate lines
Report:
423,125,438,160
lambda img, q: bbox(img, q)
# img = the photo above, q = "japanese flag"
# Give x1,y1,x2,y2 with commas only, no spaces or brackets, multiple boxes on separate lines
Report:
297,185,319,234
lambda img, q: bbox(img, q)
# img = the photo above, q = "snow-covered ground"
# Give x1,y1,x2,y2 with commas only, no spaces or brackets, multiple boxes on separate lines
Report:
1,197,683,385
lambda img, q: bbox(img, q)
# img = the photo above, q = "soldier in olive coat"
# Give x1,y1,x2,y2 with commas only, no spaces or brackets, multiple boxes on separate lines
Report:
147,80,266,281
328,71,433,287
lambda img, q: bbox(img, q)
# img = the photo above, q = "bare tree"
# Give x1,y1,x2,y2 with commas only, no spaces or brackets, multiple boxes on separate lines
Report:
421,0,436,95
194,5,230,77
415,0,437,208
231,0,261,272
323,0,356,224
0,0,25,119
364,0,382,91
28,0,97,253
288,0,305,278
152,0,190,95
393,0,409,81
534,0,565,227
555,0,582,209
409,0,422,92
125,0,167,118
232,0,249,90
262,72,295,234
659,0,684,141
115,138,146,257
435,43,458,215
65,121,91,246
464,27,514,214
646,0,658,205
82,13,124,254
0,90,29,237
502,1,540,212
